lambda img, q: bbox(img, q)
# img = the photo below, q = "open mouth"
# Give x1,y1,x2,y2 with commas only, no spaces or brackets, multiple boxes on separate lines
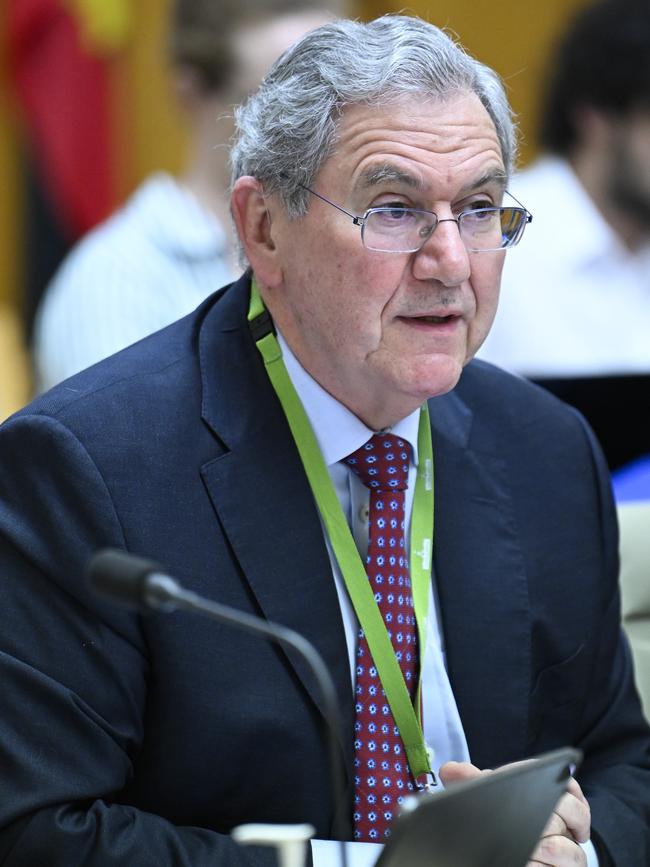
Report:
404,314,459,324
416,314,456,323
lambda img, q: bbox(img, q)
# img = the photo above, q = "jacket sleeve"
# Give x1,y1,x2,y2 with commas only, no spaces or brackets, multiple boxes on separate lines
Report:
570,413,650,866
0,412,275,866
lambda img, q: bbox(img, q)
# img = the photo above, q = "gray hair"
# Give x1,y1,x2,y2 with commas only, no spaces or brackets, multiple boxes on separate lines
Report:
230,14,517,218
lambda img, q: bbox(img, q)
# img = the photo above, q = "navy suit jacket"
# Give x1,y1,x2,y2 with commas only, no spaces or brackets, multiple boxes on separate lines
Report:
0,273,649,865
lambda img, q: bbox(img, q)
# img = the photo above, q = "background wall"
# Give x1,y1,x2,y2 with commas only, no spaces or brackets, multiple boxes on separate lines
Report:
1,0,593,417
0,5,29,416
361,0,594,165
1,8,23,309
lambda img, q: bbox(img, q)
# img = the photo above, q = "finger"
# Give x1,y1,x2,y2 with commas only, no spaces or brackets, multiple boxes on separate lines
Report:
540,809,569,840
530,833,587,866
566,776,589,806
438,760,484,786
551,789,591,844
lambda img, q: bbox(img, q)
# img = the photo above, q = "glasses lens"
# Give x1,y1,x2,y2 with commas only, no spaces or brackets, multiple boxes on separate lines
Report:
363,208,436,253
460,207,527,251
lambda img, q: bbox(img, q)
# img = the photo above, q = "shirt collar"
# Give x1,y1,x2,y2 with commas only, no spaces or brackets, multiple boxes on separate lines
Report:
276,330,421,468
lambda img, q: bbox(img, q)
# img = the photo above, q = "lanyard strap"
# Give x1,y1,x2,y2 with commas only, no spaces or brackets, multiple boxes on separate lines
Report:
247,279,435,780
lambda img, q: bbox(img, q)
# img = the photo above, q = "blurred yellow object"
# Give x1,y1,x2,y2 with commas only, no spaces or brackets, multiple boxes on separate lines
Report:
0,304,32,422
66,0,132,54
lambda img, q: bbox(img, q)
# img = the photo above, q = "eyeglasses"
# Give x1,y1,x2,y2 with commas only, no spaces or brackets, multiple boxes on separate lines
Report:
298,184,532,253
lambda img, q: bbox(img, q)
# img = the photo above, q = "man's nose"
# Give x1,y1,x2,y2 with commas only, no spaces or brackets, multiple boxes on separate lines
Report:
411,219,471,286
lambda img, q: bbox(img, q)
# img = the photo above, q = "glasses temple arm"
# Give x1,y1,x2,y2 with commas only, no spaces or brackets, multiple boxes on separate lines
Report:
297,183,363,224
505,189,533,222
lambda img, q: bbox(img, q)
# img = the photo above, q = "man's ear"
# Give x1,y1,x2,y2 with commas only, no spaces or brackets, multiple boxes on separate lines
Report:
231,176,283,287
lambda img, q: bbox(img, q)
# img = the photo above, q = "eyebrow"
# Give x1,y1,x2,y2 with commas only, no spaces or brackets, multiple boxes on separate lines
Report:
459,169,508,195
355,164,509,196
356,164,422,190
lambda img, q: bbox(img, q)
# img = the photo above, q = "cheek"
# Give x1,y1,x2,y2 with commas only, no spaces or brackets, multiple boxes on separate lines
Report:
476,254,504,308
285,221,405,349
294,261,368,351
323,254,399,339
469,256,504,336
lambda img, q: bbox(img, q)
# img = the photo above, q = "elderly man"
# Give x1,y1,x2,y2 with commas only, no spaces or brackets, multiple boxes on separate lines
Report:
0,15,648,867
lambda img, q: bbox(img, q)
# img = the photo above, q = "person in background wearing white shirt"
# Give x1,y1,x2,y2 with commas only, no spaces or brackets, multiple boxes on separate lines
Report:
33,0,344,393
479,0,650,471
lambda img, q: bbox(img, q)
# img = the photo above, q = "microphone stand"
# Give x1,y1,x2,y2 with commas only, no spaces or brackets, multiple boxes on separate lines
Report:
88,551,350,867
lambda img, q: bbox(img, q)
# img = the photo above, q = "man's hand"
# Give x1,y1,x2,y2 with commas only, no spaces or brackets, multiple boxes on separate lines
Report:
439,760,591,866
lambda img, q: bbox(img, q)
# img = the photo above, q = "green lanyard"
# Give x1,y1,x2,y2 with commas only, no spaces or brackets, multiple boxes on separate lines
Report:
248,279,436,784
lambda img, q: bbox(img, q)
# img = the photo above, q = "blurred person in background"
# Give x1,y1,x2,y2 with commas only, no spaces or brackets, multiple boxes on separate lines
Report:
479,0,650,471
33,0,344,393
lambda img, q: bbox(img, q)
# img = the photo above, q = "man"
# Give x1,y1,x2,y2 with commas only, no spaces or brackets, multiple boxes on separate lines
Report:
479,0,650,471
0,14,648,867
33,0,344,393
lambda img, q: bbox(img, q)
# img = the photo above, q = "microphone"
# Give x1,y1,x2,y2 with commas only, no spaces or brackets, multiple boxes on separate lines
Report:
87,548,349,867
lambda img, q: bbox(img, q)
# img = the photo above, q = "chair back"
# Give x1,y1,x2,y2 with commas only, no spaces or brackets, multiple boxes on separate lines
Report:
618,501,650,722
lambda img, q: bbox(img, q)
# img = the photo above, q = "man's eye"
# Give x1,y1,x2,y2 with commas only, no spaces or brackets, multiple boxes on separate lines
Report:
379,203,410,219
466,200,493,211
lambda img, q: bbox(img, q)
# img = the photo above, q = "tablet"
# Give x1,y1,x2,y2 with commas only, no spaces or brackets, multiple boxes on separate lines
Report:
376,747,582,867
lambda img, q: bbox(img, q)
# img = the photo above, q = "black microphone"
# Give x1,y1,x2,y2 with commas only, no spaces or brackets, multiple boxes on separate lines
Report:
87,548,349,867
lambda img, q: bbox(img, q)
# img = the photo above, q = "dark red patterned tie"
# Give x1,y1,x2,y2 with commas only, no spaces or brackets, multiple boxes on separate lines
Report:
343,433,417,841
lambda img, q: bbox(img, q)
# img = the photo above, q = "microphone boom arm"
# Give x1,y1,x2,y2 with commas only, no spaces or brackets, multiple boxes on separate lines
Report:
88,551,349,867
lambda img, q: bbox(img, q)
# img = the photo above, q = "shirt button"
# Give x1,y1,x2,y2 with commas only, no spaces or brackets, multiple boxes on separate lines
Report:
359,504,370,523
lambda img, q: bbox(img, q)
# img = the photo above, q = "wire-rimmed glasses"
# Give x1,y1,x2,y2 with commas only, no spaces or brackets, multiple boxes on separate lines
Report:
298,184,532,253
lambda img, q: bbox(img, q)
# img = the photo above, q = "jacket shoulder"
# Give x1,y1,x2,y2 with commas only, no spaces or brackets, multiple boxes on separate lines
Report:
458,358,581,430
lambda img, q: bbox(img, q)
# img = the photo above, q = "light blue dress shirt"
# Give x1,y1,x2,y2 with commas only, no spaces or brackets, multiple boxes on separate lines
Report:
277,331,598,867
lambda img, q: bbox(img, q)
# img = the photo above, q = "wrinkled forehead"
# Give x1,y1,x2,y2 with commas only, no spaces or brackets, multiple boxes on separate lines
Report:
322,92,506,192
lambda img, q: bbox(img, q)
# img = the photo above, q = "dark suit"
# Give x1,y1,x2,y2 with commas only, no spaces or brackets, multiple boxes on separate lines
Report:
0,273,648,865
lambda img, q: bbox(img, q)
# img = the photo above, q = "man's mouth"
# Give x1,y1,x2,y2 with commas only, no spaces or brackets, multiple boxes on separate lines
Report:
404,313,460,324
415,314,456,323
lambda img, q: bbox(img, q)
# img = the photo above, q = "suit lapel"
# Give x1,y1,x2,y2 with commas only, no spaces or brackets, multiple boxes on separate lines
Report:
196,277,530,783
197,276,354,779
430,386,532,769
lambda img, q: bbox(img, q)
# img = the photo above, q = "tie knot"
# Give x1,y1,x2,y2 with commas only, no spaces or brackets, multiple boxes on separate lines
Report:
343,433,411,492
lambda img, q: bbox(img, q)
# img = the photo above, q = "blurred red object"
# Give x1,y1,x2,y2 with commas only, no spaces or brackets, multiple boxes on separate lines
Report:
7,0,120,239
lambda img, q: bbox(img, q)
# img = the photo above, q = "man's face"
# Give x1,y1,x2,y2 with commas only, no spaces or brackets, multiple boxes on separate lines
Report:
262,91,507,429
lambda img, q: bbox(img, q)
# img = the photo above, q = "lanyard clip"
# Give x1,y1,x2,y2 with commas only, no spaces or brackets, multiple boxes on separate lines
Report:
415,770,440,795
